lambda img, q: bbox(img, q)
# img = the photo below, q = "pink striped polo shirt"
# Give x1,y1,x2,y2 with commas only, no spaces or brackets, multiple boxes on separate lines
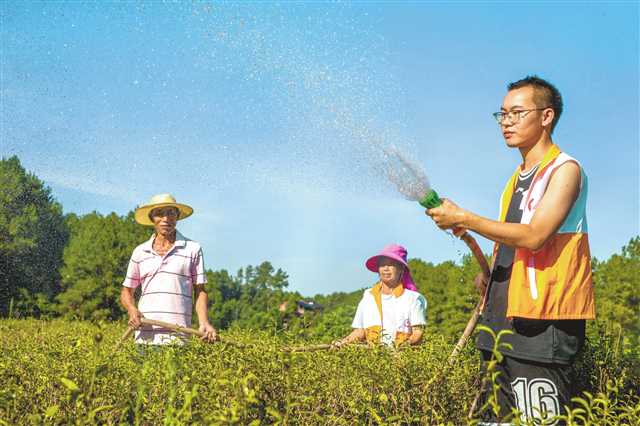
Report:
122,230,207,345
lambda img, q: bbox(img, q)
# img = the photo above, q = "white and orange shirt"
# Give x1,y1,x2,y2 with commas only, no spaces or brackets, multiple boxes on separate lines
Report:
486,144,595,320
352,283,427,346
122,231,207,345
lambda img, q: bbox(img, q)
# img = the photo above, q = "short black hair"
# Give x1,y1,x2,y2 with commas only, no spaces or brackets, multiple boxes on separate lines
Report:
508,75,563,134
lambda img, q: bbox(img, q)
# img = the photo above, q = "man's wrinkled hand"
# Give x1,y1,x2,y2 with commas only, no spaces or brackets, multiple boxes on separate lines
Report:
199,323,218,343
127,309,143,329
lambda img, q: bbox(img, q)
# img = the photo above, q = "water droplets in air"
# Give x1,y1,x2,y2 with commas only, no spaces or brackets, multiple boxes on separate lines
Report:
379,146,431,202
3,3,433,205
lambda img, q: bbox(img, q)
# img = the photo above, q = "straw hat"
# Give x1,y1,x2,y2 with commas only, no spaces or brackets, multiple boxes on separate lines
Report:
134,193,193,226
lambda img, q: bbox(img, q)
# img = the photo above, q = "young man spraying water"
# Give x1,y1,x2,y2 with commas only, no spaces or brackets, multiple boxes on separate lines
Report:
426,76,595,424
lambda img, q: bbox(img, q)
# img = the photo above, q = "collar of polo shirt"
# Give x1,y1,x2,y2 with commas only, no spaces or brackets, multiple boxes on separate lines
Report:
142,230,187,253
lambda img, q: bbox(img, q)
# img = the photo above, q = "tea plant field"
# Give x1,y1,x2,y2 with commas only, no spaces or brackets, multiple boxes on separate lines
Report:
1,319,638,425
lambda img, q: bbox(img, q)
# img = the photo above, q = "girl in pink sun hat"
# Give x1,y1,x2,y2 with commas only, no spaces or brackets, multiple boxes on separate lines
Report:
333,244,427,348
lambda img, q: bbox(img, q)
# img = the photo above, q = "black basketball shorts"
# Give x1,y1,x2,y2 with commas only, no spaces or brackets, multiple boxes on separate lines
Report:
476,350,576,425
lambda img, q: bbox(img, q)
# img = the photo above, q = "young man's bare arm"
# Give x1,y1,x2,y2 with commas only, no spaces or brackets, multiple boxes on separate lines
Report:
427,162,581,251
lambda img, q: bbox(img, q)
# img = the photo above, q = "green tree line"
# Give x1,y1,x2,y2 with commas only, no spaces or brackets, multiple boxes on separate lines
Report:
1,155,638,346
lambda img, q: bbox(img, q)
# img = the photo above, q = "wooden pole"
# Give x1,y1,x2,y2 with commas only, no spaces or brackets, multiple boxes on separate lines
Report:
114,326,135,350
114,318,246,348
283,343,334,353
282,343,371,353
448,301,482,361
139,318,205,337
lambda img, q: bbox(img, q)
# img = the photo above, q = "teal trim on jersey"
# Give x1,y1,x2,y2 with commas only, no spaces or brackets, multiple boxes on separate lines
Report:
559,167,589,234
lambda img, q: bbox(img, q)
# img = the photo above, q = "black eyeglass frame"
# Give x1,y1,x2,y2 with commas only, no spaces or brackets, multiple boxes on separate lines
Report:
492,106,552,124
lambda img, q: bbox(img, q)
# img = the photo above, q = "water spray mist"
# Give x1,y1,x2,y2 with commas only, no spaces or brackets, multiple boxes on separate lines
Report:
381,146,443,210
381,146,490,365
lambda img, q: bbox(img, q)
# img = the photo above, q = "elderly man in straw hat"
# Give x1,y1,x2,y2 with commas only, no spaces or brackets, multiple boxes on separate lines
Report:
120,194,217,345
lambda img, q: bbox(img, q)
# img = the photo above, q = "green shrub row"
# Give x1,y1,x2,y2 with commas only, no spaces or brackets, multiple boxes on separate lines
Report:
1,319,638,425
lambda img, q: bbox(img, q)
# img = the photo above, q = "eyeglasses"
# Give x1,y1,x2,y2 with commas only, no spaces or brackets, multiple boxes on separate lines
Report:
492,107,551,125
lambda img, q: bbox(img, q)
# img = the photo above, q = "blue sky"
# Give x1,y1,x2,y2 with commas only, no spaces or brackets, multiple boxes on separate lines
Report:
2,2,638,296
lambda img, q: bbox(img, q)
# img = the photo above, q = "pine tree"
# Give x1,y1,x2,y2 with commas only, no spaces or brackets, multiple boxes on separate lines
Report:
0,156,68,316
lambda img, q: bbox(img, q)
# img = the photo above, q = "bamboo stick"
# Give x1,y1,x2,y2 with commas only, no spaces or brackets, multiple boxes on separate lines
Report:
282,342,371,353
114,318,246,348
283,343,333,353
140,318,206,337
449,301,482,361
114,326,135,349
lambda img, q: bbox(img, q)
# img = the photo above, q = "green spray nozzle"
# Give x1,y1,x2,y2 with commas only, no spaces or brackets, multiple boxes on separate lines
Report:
419,189,465,236
418,189,442,209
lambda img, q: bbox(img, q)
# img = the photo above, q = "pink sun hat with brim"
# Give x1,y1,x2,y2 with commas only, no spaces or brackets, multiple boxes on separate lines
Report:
365,244,417,291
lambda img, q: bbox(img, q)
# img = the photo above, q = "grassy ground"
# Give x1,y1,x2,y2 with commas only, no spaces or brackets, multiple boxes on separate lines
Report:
0,319,638,425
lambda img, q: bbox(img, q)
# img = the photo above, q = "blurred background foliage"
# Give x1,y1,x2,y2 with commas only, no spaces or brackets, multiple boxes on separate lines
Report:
2,155,639,348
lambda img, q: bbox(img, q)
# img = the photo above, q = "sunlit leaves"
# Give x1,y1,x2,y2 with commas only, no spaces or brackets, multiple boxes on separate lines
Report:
1,319,638,424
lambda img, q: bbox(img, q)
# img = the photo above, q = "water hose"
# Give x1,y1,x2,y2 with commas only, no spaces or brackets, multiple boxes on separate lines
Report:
419,189,491,362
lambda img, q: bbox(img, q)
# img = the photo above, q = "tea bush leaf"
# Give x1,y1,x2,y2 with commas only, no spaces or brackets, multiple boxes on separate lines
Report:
59,377,79,393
